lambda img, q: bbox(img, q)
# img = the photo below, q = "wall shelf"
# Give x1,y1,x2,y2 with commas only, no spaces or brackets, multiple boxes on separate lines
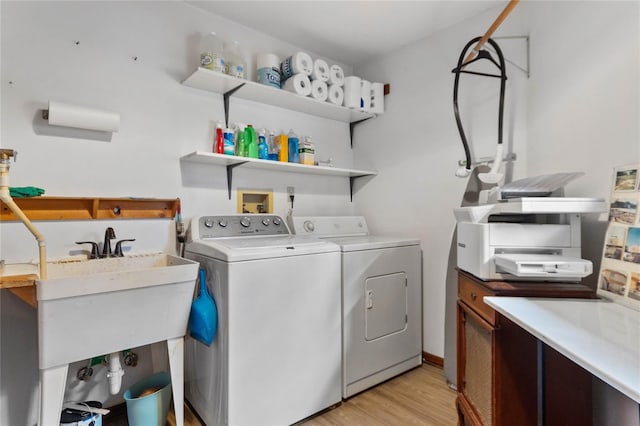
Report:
0,197,179,221
182,67,375,124
180,151,376,201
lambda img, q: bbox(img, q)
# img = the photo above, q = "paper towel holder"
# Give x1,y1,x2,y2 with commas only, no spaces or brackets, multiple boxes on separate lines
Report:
42,101,120,133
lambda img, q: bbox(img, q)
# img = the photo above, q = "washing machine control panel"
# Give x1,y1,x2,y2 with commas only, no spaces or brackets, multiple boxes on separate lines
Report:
195,215,289,239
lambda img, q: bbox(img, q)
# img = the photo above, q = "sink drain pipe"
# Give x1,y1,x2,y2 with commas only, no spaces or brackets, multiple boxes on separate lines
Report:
106,352,124,395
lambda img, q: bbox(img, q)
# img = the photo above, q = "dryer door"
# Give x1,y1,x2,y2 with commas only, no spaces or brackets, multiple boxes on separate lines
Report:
365,272,407,340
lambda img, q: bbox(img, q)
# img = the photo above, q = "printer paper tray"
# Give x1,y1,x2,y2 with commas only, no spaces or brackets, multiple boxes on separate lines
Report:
494,254,592,278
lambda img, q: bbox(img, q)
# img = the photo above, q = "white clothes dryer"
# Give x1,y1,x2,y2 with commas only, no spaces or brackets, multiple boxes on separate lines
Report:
289,216,422,398
184,214,341,425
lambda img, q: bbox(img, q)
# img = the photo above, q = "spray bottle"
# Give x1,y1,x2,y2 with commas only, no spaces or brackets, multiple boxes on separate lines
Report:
215,121,224,154
258,129,268,160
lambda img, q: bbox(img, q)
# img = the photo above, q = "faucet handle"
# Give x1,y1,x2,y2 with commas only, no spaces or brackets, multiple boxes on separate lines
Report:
114,239,136,257
76,241,100,259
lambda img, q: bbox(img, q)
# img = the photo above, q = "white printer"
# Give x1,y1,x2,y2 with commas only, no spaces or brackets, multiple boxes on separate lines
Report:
455,173,608,281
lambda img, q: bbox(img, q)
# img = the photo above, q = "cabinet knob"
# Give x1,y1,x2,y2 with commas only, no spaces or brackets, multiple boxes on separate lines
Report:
470,292,477,301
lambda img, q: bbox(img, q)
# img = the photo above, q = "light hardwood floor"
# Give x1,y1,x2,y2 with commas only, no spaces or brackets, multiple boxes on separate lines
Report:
163,363,458,426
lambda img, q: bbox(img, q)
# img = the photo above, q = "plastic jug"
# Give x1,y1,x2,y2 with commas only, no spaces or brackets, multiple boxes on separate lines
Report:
245,125,258,158
200,32,225,73
236,123,247,157
276,132,288,162
225,40,246,79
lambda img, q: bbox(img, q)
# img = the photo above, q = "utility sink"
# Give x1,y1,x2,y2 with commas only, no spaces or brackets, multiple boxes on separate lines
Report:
37,252,199,369
32,252,199,426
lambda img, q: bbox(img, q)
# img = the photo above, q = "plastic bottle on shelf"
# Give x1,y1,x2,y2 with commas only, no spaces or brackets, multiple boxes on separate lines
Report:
200,32,225,73
224,41,246,79
223,127,235,155
235,123,247,157
268,130,279,161
258,129,268,160
277,131,288,162
245,125,258,158
215,121,224,154
287,129,300,163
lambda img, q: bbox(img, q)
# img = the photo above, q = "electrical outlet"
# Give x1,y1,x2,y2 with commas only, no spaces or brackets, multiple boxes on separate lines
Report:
287,186,295,196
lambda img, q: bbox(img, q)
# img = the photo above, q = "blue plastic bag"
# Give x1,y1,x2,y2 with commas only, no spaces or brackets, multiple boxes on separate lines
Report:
188,268,218,346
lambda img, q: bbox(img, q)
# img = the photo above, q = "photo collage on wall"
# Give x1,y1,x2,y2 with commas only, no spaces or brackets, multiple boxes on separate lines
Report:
597,164,640,311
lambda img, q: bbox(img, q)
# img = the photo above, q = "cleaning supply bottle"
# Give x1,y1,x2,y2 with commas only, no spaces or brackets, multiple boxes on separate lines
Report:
224,40,246,79
223,128,235,155
268,130,279,161
200,32,225,73
287,129,300,163
245,125,258,158
258,129,268,160
215,121,224,154
277,131,288,162
235,123,247,157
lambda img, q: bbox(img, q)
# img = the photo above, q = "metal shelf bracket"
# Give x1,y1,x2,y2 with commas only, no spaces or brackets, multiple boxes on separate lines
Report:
225,161,247,200
349,116,375,148
223,83,246,127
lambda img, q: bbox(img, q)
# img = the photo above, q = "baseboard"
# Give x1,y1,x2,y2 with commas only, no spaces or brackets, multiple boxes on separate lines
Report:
422,351,444,368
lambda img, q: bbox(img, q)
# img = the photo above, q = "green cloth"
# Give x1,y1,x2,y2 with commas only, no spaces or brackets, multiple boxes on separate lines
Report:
9,186,45,198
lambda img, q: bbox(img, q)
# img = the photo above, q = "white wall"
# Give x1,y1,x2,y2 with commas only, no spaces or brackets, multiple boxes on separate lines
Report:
0,1,357,424
354,0,639,424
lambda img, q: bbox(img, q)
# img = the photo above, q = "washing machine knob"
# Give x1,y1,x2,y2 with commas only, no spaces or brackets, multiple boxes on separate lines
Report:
218,219,228,228
273,217,282,226
262,218,270,226
303,220,315,232
204,219,215,228
240,217,251,227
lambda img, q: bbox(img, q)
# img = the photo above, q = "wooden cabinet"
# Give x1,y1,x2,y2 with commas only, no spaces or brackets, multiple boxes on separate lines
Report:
456,270,595,426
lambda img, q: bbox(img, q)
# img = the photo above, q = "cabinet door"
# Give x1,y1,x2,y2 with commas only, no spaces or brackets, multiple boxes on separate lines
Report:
458,301,495,426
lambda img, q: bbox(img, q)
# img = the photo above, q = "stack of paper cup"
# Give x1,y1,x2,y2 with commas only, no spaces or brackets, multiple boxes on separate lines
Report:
370,82,385,114
283,73,312,96
343,76,361,109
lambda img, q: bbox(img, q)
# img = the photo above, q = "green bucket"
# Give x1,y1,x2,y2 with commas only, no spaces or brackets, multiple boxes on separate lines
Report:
123,372,172,426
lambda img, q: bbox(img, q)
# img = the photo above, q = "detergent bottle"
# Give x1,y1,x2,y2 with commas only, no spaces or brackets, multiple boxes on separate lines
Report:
287,129,300,163
235,123,246,157
277,131,288,162
245,125,258,158
215,121,224,154
258,129,269,160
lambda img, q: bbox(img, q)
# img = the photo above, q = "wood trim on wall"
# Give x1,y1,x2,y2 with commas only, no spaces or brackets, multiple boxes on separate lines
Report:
422,351,444,368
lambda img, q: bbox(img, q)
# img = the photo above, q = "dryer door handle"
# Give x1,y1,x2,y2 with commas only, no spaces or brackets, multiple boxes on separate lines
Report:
366,290,373,309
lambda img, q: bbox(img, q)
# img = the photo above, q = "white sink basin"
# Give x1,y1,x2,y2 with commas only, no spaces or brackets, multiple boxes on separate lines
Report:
36,253,199,369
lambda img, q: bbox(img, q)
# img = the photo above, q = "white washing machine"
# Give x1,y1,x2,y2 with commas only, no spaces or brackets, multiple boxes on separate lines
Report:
289,216,422,398
184,214,341,426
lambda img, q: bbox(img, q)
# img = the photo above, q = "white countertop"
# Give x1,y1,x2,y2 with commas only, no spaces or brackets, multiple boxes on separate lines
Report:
484,297,640,403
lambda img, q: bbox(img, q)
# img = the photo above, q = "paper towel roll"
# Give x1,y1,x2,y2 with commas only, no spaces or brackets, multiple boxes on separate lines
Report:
360,80,372,113
327,84,344,106
328,64,345,86
282,73,312,97
370,82,385,114
343,76,361,109
46,101,120,132
310,80,328,102
280,51,313,80
256,53,281,88
311,59,330,82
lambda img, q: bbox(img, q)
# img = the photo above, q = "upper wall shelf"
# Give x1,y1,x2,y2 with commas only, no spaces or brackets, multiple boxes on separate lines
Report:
182,68,375,123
